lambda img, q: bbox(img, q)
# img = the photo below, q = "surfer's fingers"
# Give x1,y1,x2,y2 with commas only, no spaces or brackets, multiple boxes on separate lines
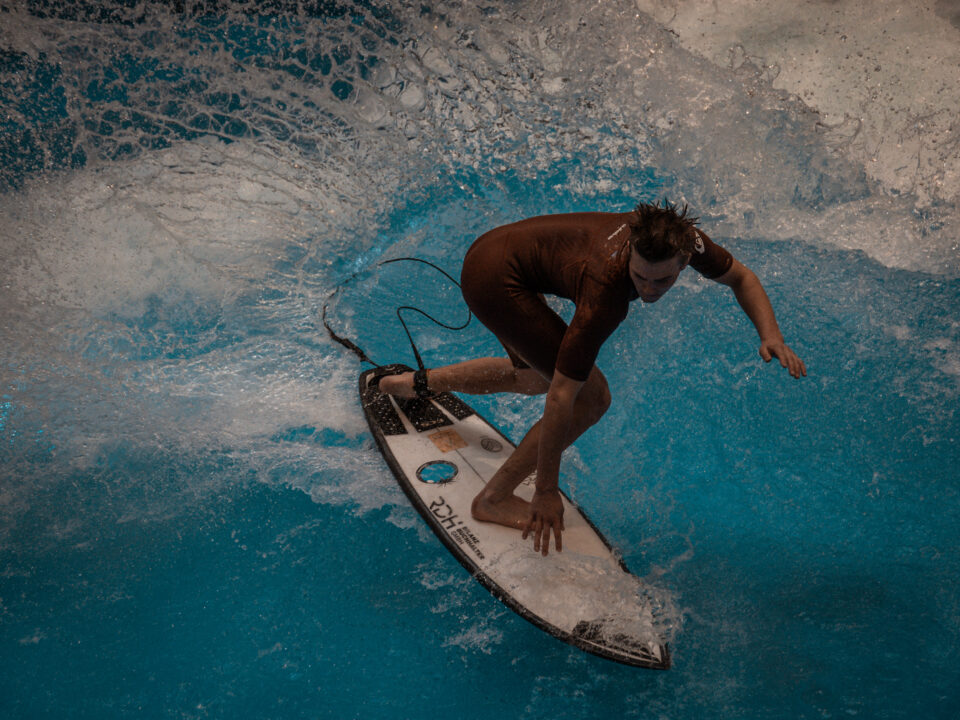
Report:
789,351,807,378
777,347,805,378
787,355,799,377
539,520,563,555
529,518,543,551
539,524,550,556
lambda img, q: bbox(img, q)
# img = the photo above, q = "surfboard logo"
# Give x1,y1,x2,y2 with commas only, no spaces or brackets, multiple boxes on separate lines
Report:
428,495,464,531
450,525,485,560
429,496,484,559
480,437,503,453
417,460,458,484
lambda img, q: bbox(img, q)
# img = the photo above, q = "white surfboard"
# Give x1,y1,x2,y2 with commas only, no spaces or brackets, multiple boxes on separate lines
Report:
360,364,670,669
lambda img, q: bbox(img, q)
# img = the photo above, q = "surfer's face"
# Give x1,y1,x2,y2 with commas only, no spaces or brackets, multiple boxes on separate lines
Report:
628,251,688,303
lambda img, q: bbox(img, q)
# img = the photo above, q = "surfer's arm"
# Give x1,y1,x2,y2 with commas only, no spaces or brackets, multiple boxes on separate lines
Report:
714,259,807,378
523,370,580,555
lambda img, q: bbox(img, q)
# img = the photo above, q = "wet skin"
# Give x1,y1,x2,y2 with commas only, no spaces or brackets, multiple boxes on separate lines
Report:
628,252,689,303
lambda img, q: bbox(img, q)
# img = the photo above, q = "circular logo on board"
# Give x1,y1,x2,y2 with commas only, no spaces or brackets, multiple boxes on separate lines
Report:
416,460,458,484
480,437,503,453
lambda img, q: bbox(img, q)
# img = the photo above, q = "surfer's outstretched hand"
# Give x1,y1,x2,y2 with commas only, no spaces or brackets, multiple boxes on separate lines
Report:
523,488,564,556
759,339,807,379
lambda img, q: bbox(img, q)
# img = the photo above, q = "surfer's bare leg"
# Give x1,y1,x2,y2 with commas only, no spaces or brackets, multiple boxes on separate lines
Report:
471,368,611,529
379,357,549,398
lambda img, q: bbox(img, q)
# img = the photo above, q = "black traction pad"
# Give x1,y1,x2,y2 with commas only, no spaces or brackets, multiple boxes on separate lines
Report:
361,363,472,434
395,396,452,433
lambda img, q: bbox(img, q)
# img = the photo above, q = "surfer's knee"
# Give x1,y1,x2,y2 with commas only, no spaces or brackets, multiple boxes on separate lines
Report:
512,367,549,395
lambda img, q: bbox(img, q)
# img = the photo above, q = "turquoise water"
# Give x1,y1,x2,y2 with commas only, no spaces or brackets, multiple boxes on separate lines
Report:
2,2,959,718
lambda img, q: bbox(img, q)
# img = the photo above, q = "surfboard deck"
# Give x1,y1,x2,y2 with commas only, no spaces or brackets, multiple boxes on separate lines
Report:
360,364,670,669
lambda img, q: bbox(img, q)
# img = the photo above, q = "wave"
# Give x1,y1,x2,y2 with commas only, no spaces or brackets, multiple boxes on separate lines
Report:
2,0,957,276
1,0,958,524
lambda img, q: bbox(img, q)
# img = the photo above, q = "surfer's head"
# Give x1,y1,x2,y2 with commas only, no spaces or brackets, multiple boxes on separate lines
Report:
627,200,699,263
626,201,696,303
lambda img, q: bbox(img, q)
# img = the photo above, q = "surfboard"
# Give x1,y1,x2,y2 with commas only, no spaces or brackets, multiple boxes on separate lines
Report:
360,364,671,669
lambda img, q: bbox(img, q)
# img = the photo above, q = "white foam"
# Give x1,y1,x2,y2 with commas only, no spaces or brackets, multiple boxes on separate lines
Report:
4,0,959,275
486,548,679,644
635,0,960,208
2,0,959,544
441,619,505,655
0,139,365,316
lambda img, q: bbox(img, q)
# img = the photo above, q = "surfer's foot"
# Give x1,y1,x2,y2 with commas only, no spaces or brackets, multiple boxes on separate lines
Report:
471,491,531,530
378,371,416,398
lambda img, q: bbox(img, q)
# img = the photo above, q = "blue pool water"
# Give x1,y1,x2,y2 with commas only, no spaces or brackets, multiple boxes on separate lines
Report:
2,2,959,718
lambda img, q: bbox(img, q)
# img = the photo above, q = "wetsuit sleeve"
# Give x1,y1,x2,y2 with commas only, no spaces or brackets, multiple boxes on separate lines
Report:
554,293,629,381
688,229,734,279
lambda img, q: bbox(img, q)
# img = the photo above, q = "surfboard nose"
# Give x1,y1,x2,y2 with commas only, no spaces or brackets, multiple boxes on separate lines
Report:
571,618,671,669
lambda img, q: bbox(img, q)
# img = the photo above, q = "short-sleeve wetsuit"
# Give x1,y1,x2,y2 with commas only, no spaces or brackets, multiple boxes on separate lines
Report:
460,212,733,381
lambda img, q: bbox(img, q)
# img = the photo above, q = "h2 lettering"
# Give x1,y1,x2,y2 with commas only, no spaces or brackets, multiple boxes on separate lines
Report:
429,496,462,530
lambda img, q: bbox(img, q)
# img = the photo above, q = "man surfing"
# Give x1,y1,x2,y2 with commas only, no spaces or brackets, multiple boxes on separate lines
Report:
379,201,806,556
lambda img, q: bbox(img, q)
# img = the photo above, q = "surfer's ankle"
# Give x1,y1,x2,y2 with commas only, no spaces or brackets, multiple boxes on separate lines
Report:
470,490,499,521
470,491,488,519
471,491,530,529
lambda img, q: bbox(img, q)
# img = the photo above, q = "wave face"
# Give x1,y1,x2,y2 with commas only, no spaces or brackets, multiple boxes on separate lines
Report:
1,2,959,719
638,0,960,207
3,0,959,275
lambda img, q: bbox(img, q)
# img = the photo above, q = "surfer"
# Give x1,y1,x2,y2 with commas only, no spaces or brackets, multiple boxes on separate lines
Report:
379,202,806,556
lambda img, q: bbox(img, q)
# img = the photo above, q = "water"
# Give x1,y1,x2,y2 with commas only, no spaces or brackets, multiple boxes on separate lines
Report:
1,1,959,717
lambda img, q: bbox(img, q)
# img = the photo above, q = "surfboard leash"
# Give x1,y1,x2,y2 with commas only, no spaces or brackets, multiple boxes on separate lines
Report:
380,257,472,373
321,257,472,372
321,298,380,367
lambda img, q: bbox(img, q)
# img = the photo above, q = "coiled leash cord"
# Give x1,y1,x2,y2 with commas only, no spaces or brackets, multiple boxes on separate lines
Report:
321,257,472,376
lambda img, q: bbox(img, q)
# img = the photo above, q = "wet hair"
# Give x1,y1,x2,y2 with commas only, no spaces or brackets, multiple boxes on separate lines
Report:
627,200,700,262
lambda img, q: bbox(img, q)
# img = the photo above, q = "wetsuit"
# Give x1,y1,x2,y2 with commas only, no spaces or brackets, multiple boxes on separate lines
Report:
460,212,733,381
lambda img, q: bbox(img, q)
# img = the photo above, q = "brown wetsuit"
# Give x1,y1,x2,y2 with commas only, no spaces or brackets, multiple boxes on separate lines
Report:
460,212,733,382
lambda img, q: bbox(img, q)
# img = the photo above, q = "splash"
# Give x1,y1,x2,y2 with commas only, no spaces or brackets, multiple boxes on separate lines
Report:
1,0,956,576
487,547,681,645
637,0,960,209
3,0,957,277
